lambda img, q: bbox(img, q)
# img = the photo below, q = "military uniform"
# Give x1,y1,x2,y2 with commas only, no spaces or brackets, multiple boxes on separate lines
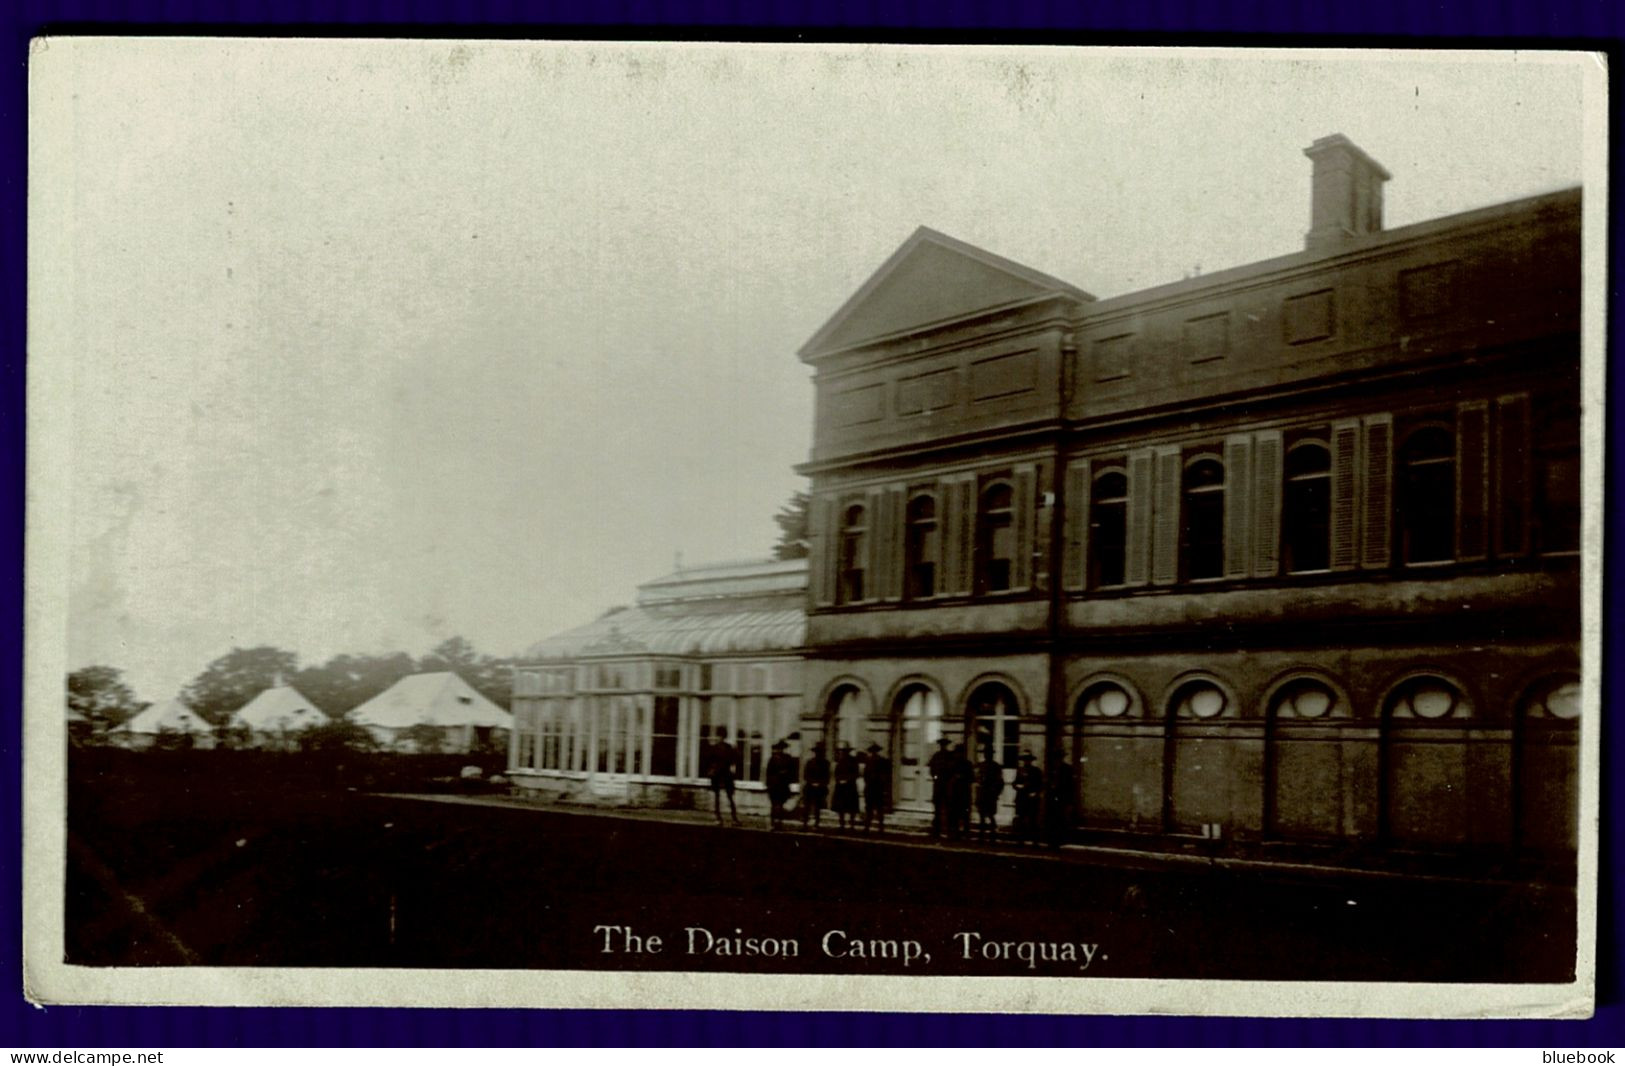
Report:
765,741,796,830
862,743,892,833
1012,753,1044,844
802,744,831,828
927,738,955,838
974,757,1004,841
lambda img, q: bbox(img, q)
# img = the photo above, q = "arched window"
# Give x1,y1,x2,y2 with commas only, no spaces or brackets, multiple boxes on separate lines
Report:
1171,680,1230,719
968,681,1022,767
894,684,945,805
1523,676,1580,721
976,482,1016,594
1077,681,1134,718
1282,441,1332,573
827,684,870,751
1387,676,1470,720
905,493,939,600
838,503,867,603
1089,469,1129,588
1533,402,1580,555
1269,677,1338,719
1182,457,1226,581
1397,426,1455,565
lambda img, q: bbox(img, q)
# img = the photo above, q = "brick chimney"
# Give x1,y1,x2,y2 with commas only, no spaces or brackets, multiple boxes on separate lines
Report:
1303,134,1391,251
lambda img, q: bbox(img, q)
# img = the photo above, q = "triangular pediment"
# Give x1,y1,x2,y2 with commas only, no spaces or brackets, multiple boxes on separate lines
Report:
800,227,1090,358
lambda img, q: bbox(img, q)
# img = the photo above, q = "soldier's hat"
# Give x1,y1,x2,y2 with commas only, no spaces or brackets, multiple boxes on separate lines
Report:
866,742,882,753
813,740,826,750
1019,750,1036,761
772,739,788,750
936,737,952,747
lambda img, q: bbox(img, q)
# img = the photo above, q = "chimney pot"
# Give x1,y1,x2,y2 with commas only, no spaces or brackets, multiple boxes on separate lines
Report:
1304,134,1391,251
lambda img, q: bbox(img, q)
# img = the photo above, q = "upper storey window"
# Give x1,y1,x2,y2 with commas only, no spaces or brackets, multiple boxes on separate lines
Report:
838,503,868,604
1089,469,1128,588
1534,401,1581,555
976,482,1016,594
1283,440,1332,573
905,493,939,600
1397,426,1455,565
1182,456,1226,581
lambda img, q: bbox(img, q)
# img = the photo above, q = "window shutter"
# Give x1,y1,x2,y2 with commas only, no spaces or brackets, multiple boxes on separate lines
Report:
1151,445,1183,586
1456,400,1489,561
957,473,978,595
1330,419,1361,571
938,475,961,596
1223,434,1252,579
1125,448,1154,587
1012,463,1037,591
1361,415,1393,569
883,485,906,600
809,493,834,607
1063,459,1090,592
1494,394,1530,557
1252,429,1283,577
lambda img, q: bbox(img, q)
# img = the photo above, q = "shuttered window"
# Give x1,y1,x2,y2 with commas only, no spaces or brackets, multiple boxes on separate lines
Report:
938,475,965,595
1223,435,1252,578
1283,440,1332,573
1089,468,1129,588
1252,430,1283,577
1011,464,1037,591
1533,398,1581,555
1398,425,1456,565
1151,446,1183,586
1361,415,1393,569
837,503,868,603
809,494,834,607
1455,401,1490,561
1062,460,1090,592
976,481,1016,594
1494,394,1531,557
1126,449,1154,587
1330,419,1360,571
904,493,939,600
1182,455,1226,581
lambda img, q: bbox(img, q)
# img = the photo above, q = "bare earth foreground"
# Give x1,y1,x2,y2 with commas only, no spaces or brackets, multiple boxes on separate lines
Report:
65,751,1577,981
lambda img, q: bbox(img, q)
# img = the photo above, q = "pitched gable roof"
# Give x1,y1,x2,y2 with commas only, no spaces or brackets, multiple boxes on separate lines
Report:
349,671,511,730
799,226,1092,358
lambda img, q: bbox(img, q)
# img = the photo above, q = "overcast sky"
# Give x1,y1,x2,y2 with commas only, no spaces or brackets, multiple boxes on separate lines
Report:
39,41,1590,704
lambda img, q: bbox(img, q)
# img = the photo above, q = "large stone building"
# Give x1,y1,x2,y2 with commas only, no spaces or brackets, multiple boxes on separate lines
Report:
514,135,1582,856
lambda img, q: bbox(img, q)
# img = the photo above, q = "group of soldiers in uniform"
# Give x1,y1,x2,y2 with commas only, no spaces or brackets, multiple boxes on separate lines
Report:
703,729,893,833
701,727,1074,846
925,736,1076,847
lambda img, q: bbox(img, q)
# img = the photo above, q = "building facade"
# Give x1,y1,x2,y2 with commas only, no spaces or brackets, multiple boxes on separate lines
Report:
511,135,1581,856
795,135,1580,854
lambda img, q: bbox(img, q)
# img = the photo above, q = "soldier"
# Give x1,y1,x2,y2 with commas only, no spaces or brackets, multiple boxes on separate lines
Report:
832,742,861,831
974,747,1005,842
801,741,831,829
1044,752,1077,849
862,741,892,834
927,736,955,838
764,739,797,830
705,728,742,826
1012,750,1044,845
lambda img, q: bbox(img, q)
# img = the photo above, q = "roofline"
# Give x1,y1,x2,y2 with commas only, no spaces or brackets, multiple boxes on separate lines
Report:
798,225,1094,359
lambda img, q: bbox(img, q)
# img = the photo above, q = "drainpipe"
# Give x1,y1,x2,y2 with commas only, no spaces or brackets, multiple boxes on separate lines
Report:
1044,330,1076,767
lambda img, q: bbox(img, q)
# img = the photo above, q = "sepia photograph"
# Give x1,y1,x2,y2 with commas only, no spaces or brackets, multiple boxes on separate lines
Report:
23,40,1604,1016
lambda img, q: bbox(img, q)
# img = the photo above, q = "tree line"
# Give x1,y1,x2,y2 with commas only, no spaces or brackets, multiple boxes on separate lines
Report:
66,636,516,730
